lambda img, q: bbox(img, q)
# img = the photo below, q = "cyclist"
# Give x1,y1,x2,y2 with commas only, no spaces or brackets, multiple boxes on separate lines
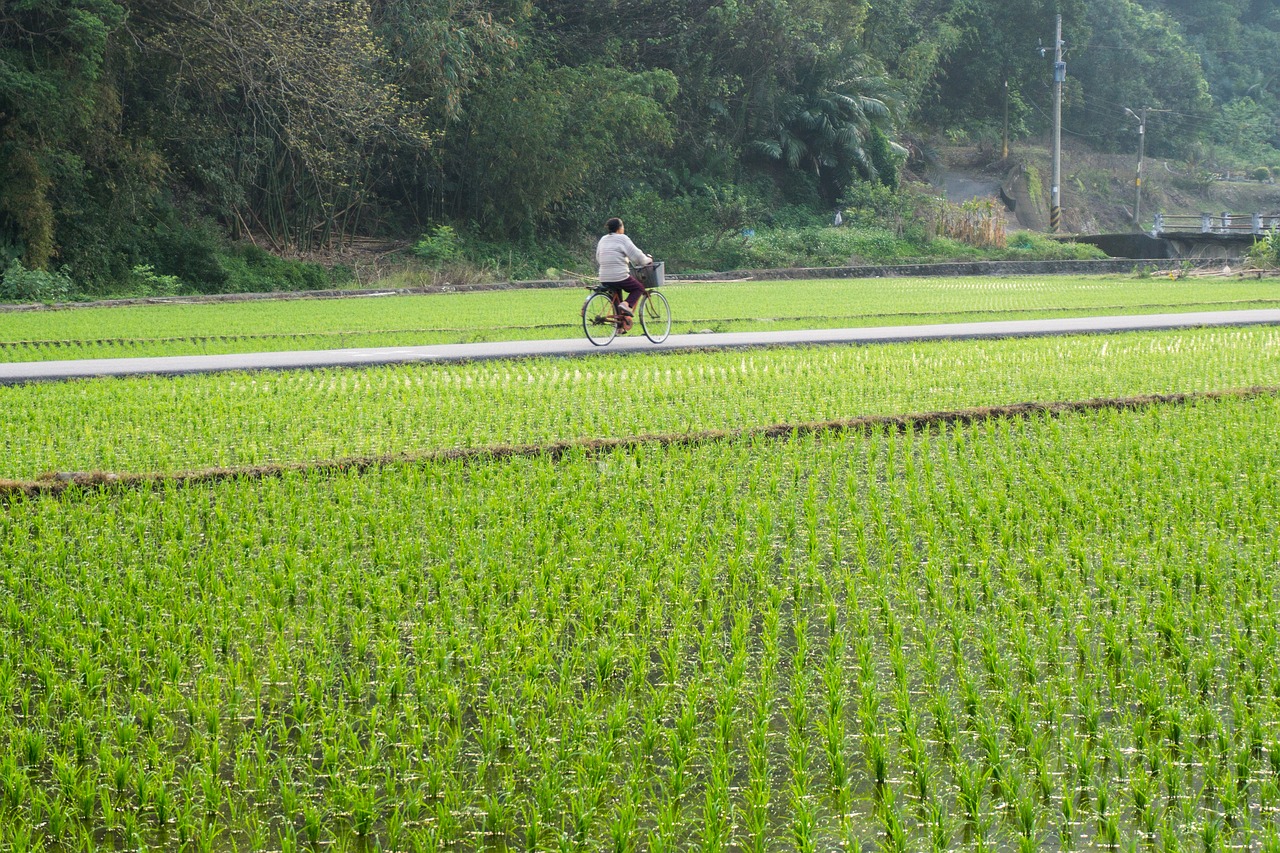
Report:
596,217,652,327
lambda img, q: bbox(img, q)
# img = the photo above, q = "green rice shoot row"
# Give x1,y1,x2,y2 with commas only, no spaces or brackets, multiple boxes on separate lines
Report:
3,326,1278,480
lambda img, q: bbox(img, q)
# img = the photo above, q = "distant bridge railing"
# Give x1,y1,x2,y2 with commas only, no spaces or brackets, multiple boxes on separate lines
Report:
1152,212,1280,238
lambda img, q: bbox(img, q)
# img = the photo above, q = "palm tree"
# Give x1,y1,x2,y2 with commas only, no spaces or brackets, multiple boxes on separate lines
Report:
749,54,902,202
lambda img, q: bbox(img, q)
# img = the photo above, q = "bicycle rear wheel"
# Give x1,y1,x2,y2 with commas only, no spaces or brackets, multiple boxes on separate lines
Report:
639,290,671,343
582,291,618,346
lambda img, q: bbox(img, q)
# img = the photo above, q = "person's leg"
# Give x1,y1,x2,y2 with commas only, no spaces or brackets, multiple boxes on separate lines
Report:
620,275,645,311
601,280,632,314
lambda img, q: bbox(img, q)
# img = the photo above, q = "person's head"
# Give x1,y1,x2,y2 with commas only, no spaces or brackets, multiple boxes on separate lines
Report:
606,217,623,234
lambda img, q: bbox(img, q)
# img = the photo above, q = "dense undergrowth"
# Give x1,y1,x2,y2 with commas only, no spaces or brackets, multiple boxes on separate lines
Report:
406,190,1104,285
1,190,1105,303
0,242,352,304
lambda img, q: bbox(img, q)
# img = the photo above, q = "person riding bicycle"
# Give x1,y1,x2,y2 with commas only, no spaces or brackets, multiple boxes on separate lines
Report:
596,217,652,326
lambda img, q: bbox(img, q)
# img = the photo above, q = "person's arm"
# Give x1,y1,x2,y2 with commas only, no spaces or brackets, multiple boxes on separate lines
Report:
622,235,652,267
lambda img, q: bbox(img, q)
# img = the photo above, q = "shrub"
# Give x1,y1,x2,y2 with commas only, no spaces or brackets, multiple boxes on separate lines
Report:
414,226,461,264
1001,231,1106,260
1248,229,1280,267
138,214,229,293
838,181,920,237
734,225,925,268
0,260,72,303
214,244,330,294
1254,167,1272,183
127,264,184,297
623,186,765,258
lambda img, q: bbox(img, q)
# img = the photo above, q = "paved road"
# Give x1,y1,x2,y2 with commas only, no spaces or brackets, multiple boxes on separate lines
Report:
4,309,1280,385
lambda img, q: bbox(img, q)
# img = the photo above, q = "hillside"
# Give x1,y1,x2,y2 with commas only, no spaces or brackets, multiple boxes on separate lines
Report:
932,143,1280,235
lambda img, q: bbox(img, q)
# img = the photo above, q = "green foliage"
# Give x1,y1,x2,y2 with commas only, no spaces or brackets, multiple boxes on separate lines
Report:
866,126,904,191
0,0,126,132
839,181,923,237
1003,232,1107,260
1248,230,1280,268
213,244,330,294
0,0,1275,294
864,0,968,115
0,0,127,273
1071,0,1213,156
745,226,925,266
1211,99,1278,164
126,264,183,297
928,0,1087,140
135,213,229,295
414,226,462,265
0,148,56,269
136,0,428,252
440,63,676,233
1144,0,1280,151
402,226,583,282
618,181,1108,270
0,260,73,303
747,50,901,202
1025,165,1043,204
622,186,765,260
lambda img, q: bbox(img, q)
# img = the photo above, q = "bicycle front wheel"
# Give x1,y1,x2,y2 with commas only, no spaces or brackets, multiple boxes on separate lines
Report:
639,290,671,343
582,291,618,346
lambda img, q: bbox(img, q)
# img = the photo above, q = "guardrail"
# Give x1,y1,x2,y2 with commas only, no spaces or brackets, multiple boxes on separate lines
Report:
1153,212,1280,237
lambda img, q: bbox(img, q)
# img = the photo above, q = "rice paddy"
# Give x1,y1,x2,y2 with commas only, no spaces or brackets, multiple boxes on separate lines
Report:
3,327,1279,481
2,277,1279,852
2,275,1278,362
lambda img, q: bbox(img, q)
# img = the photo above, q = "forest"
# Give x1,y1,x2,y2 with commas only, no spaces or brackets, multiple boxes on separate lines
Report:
1,0,1277,296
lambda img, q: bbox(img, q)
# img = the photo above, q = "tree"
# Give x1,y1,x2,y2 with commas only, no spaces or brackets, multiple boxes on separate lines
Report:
1144,0,1280,149
438,61,677,232
132,0,428,250
862,0,966,118
0,0,126,267
1067,0,1212,155
929,0,1087,141
749,54,901,201
1211,97,1276,160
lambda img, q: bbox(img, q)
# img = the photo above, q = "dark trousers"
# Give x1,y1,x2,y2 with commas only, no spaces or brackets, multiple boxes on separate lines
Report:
603,275,645,308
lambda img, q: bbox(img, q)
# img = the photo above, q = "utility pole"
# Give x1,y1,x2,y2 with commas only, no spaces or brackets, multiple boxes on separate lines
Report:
1002,79,1010,160
1124,107,1168,229
1050,14,1064,233
1124,107,1147,228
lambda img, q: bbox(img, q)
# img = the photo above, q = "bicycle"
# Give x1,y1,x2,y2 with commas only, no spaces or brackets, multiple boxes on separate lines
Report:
581,261,671,346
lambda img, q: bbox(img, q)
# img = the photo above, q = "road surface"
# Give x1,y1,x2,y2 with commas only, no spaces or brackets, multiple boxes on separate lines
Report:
3,309,1280,384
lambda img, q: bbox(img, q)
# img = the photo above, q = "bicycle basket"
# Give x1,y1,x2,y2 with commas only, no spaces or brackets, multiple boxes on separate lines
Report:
635,261,665,289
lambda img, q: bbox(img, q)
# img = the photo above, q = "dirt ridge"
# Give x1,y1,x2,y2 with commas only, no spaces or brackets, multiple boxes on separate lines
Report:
5,386,1274,501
